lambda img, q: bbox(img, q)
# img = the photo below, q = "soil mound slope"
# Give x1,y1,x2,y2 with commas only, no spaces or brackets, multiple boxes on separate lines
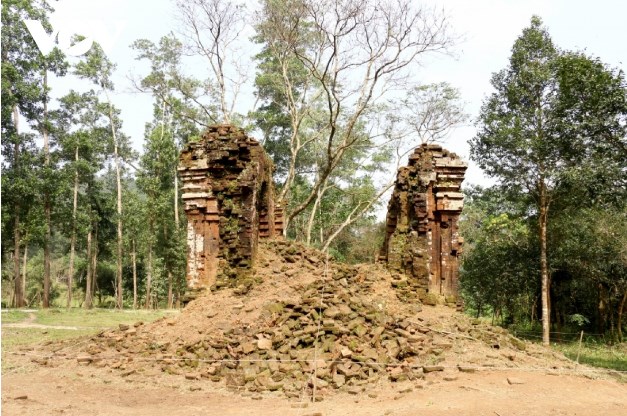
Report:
44,240,574,397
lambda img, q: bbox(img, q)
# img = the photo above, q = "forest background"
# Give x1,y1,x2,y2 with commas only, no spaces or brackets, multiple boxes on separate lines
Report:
2,0,626,345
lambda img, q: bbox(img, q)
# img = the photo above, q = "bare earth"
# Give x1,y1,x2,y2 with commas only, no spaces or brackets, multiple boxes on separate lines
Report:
2,365,626,416
3,243,626,415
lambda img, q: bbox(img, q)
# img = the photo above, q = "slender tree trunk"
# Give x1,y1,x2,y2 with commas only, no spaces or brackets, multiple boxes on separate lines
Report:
22,245,28,305
13,223,22,308
67,146,79,308
174,168,181,309
92,223,98,303
104,90,124,309
306,183,324,245
12,107,25,308
85,222,98,308
167,270,173,309
132,239,137,309
162,223,173,309
84,227,93,309
539,180,550,346
42,68,52,309
145,243,153,309
617,290,626,342
174,170,180,229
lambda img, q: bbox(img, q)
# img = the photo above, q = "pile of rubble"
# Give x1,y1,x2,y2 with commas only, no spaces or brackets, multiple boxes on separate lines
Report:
44,240,567,398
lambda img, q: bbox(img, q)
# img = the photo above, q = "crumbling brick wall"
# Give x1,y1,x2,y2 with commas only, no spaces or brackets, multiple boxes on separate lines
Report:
380,144,467,306
178,125,283,294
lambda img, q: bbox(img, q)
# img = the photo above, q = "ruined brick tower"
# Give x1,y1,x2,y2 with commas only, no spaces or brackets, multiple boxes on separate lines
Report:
178,125,283,293
379,144,467,305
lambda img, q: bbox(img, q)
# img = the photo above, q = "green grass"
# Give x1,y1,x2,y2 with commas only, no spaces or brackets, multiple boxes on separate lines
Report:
0,310,30,323
33,308,178,328
555,342,627,372
1,308,179,372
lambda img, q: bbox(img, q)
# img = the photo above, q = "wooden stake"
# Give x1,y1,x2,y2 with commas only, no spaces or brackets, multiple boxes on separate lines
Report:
575,330,584,367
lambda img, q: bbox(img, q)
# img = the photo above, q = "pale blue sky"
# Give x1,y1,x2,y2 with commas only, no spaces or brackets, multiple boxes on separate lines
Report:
44,0,627,186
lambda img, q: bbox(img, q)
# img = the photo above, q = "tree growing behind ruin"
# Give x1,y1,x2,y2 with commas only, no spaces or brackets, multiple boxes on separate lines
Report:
253,0,460,248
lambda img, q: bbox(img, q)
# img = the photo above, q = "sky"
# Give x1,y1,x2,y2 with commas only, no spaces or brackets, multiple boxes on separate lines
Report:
41,0,627,188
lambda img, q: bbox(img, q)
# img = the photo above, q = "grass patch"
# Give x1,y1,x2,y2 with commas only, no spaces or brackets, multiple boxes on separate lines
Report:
33,308,178,328
1,308,179,373
2,327,96,349
1,327,96,373
0,310,30,323
555,342,627,372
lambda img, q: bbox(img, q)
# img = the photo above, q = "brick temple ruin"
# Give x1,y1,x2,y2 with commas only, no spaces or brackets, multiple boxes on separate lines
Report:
178,125,283,294
179,127,466,304
379,144,467,305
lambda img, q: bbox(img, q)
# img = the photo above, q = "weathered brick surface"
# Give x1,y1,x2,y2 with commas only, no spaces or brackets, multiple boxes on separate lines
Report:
178,125,283,293
380,144,467,306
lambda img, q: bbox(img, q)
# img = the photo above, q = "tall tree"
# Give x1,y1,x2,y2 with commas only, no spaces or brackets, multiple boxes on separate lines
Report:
254,0,455,233
137,102,184,309
470,16,627,345
1,0,66,307
52,90,108,307
175,0,248,124
75,44,129,309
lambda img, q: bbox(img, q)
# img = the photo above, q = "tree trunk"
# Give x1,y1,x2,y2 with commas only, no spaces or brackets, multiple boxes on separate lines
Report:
84,227,93,309
617,290,626,342
306,183,324,245
91,221,98,303
22,245,28,306
12,105,26,308
162,223,173,309
539,180,551,346
104,90,124,309
42,68,51,309
132,239,137,309
174,168,180,230
167,270,173,309
13,233,22,308
145,243,153,309
67,145,79,308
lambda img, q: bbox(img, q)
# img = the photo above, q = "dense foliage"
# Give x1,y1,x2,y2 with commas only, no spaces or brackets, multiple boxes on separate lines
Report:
464,17,627,342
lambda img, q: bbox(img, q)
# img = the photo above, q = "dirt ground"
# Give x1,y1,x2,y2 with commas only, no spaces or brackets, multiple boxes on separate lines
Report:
3,243,626,415
2,363,626,416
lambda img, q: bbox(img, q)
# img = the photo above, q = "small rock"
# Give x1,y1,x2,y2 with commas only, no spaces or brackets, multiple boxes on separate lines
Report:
119,323,130,331
257,338,272,350
185,373,201,381
457,366,477,373
444,375,458,381
340,347,352,358
507,377,525,385
291,403,309,409
76,355,92,364
422,365,444,373
14,395,28,400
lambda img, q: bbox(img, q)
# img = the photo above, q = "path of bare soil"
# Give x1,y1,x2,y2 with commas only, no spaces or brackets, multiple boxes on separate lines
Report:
2,364,625,416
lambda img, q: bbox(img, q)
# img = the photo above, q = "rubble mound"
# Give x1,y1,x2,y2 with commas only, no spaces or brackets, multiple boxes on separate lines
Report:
45,240,574,397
